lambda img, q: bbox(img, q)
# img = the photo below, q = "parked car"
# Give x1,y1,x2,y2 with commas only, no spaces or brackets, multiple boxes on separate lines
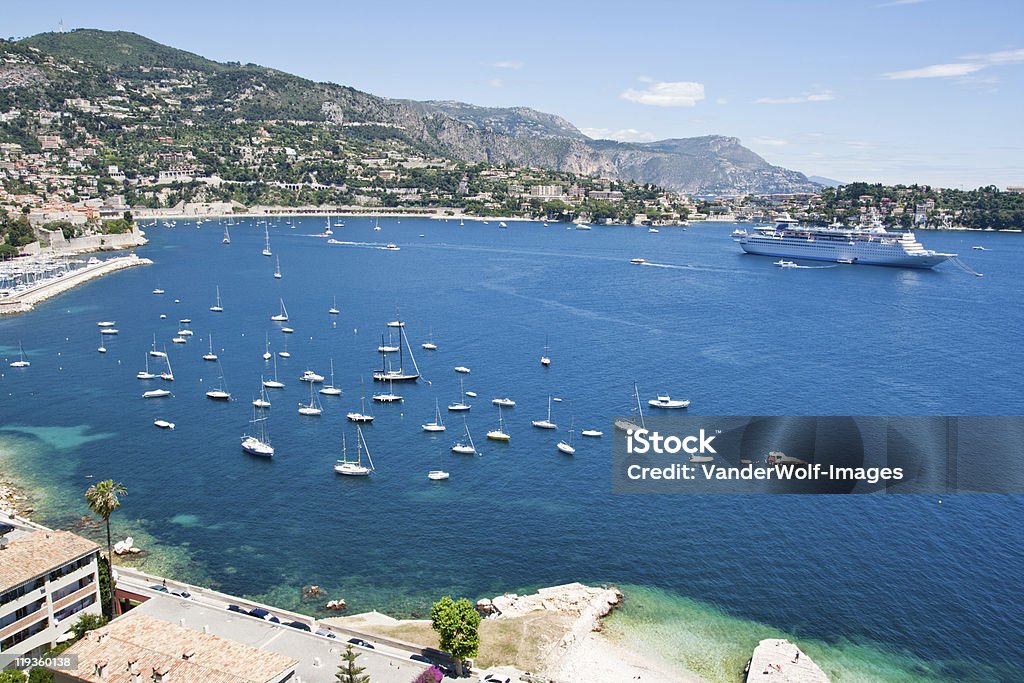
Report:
226,604,246,614
170,590,192,600
284,620,311,632
248,607,280,623
348,637,375,649
148,584,169,593
315,628,337,639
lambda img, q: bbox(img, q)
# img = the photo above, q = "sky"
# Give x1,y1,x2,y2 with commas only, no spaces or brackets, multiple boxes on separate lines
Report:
4,0,1023,188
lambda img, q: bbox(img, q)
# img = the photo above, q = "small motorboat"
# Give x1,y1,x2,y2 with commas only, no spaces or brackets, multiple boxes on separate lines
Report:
581,429,603,438
454,366,471,374
648,395,690,409
154,420,175,430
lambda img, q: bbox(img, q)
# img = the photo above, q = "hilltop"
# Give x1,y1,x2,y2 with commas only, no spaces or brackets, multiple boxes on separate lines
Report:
5,29,818,195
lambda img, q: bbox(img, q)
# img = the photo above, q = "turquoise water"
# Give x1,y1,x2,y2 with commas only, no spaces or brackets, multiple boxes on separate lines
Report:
1,218,1022,681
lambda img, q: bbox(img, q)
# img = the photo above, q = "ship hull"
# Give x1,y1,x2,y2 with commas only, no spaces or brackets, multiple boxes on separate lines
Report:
739,239,952,268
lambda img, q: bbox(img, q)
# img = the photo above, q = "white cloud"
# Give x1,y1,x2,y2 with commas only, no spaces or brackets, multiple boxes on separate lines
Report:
489,60,524,70
620,80,705,107
961,48,1024,65
755,90,835,105
750,137,788,146
580,127,658,143
881,63,986,79
715,97,729,105
874,0,928,7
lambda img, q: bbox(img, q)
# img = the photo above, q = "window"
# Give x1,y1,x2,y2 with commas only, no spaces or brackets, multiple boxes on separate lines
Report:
53,594,96,624
51,574,95,602
0,616,47,652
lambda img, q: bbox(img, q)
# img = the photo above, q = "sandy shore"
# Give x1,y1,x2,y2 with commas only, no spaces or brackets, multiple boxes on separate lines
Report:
555,629,705,683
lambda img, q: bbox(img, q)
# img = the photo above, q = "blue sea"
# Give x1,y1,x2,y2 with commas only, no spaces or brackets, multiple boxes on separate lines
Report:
1,218,1022,681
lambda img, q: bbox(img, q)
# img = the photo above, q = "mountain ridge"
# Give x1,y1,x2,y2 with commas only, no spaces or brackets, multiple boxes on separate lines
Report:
12,29,820,195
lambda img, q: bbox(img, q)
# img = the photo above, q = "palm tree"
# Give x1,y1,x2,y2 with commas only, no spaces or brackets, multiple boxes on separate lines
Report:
84,480,127,618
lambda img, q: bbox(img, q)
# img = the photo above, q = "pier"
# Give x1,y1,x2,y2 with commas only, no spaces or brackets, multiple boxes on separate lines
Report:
0,253,151,315
746,638,829,681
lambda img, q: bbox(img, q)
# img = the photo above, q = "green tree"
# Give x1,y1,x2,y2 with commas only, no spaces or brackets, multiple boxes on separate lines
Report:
27,668,54,683
335,644,370,683
0,670,27,683
84,480,127,617
430,596,480,676
70,612,108,640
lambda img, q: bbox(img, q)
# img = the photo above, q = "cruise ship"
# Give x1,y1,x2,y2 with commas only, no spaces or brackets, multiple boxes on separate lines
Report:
732,223,956,268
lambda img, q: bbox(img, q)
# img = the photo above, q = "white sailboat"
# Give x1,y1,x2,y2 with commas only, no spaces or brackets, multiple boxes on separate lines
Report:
241,404,274,457
372,378,403,403
448,378,471,411
328,296,340,315
421,326,437,350
253,379,272,408
487,405,511,441
222,224,230,244
278,336,291,358
274,256,282,279
346,390,375,423
372,320,421,382
422,399,446,432
319,359,342,396
205,361,232,400
203,335,218,361
97,333,107,353
298,381,323,415
377,331,400,353
100,327,119,335
271,299,289,322
262,225,272,256
334,427,374,475
428,449,450,480
263,355,285,388
541,334,551,366
451,419,477,455
137,354,156,380
557,418,576,455
374,218,381,232
209,286,224,312
532,395,557,429
262,333,272,361
614,382,646,432
149,335,167,358
581,429,603,438
159,352,174,381
491,397,516,407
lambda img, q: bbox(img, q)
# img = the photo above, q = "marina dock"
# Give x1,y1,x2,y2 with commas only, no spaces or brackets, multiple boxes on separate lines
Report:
746,638,829,681
0,253,151,315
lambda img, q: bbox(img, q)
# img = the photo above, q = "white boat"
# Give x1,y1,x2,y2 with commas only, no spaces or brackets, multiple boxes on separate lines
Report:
263,333,272,361
263,355,285,388
319,359,342,396
172,336,187,344
614,382,646,432
972,246,987,251
179,318,191,324
575,223,591,230
422,398,446,432
262,225,272,256
346,391,375,423
383,243,400,251
97,334,107,354
159,353,174,381
428,469,450,480
422,326,437,350
274,256,282,279
154,420,175,430
281,327,294,334
222,225,230,244
9,342,30,368
540,335,551,366
323,217,333,236
372,379,403,403
465,391,477,398
300,369,325,383
149,335,167,358
205,362,232,401
648,227,659,233
372,321,421,382
448,378,471,411
487,405,511,441
152,287,165,295
581,429,603,438
648,394,690,410
451,419,477,455
209,286,224,312
253,380,272,408
100,328,119,335
774,259,797,268
143,389,171,399
491,397,516,407
630,258,646,265
329,296,340,315
137,355,156,380
374,218,382,232
557,419,576,455
377,330,400,353
532,395,557,429
241,404,274,457
203,335,218,362
271,298,289,322
454,366,471,374
298,381,323,415
498,221,507,228
97,321,116,327
334,428,374,475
